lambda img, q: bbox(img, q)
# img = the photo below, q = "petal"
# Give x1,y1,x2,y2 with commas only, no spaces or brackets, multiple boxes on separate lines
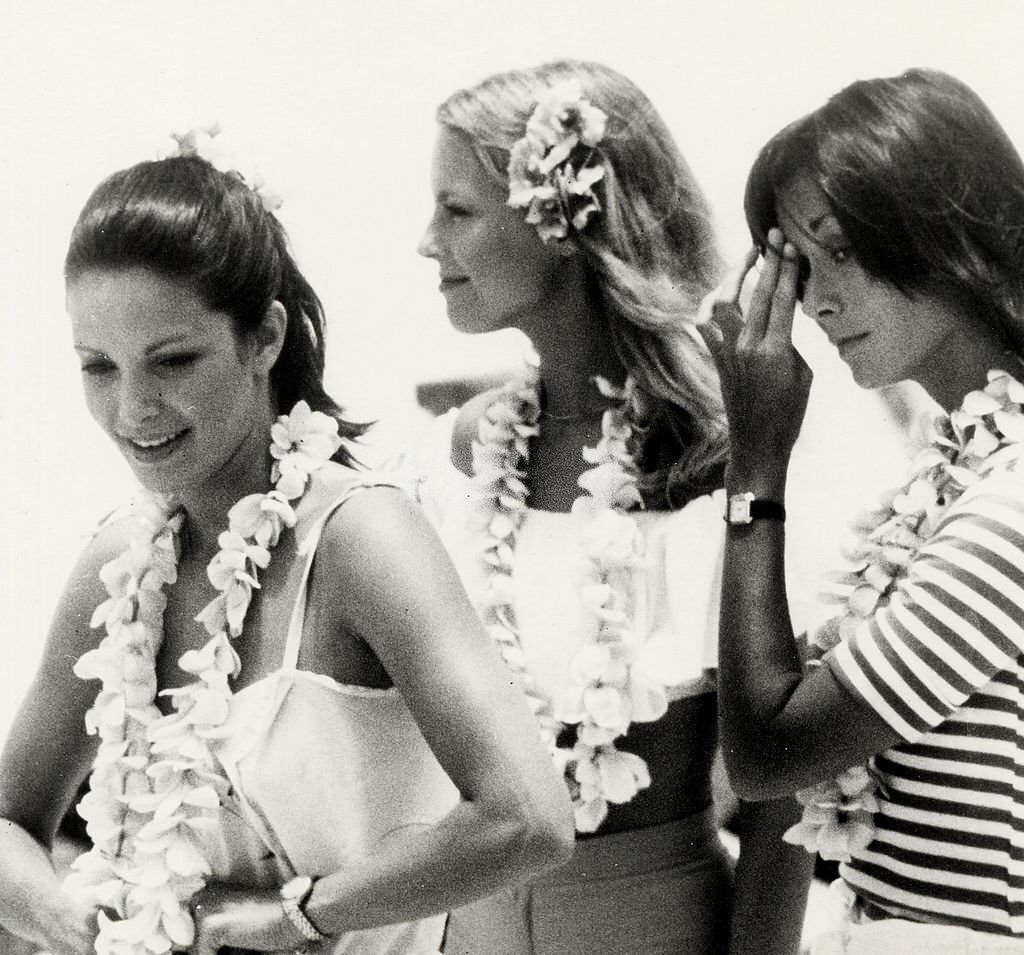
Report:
582,685,626,730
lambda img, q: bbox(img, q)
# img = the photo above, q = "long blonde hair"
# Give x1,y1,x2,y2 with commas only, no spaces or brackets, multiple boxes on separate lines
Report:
438,59,727,507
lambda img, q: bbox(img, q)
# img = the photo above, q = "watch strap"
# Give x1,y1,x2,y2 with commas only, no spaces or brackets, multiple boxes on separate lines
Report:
725,492,786,525
281,876,329,944
747,498,786,521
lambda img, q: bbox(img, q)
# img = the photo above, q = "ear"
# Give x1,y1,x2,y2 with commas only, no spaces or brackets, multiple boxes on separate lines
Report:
253,300,288,375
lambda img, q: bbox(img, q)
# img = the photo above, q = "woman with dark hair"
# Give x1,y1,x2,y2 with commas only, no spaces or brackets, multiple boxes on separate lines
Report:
701,69,1024,951
0,128,573,955
414,60,812,954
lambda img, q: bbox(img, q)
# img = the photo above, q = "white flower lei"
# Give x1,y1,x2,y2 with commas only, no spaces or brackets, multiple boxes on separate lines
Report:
470,359,679,832
507,78,608,246
65,401,341,955
784,368,1024,862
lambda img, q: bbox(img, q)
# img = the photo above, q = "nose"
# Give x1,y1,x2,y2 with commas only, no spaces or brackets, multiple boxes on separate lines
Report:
115,372,161,431
803,277,842,331
417,213,440,259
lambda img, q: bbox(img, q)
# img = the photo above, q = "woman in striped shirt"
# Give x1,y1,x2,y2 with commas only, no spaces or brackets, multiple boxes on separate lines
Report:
699,69,1024,952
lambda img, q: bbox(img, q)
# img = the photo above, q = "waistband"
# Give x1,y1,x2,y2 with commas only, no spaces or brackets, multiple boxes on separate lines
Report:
536,807,722,886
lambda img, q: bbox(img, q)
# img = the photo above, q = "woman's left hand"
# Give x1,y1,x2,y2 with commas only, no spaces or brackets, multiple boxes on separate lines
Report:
698,229,812,485
188,883,306,955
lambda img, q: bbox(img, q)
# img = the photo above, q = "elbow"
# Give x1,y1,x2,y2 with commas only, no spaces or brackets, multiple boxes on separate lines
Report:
530,805,576,870
722,748,792,802
487,791,575,876
512,798,575,874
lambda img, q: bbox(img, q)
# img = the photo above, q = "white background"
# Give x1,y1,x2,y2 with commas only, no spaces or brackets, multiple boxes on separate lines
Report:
2,0,1022,735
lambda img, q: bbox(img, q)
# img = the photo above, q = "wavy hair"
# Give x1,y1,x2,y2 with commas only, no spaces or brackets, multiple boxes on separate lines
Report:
65,155,366,464
438,59,727,508
745,68,1024,351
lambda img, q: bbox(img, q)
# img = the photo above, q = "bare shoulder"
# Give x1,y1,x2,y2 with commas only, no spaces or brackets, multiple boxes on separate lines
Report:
450,385,506,476
310,484,467,635
315,484,438,573
53,516,143,646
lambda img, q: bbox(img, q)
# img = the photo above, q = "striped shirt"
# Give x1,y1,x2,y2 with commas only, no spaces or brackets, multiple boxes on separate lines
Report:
826,459,1024,935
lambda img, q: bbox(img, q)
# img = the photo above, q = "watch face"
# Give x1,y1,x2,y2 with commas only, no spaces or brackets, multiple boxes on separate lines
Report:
282,875,313,900
728,494,752,524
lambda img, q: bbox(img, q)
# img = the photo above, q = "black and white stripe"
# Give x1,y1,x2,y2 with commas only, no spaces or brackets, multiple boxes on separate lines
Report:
828,469,1024,934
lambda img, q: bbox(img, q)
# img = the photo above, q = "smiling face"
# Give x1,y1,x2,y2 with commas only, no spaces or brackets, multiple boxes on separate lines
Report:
775,172,967,390
68,267,278,498
417,127,568,334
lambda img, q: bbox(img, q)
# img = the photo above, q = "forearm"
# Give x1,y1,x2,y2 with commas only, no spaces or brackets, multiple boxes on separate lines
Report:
718,504,805,779
728,797,812,955
306,795,568,935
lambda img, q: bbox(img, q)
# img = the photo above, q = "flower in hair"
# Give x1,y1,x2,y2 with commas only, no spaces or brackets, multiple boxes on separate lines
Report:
157,123,284,213
507,78,608,244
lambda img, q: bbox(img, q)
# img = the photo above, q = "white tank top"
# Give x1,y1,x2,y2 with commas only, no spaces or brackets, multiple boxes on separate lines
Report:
200,480,458,954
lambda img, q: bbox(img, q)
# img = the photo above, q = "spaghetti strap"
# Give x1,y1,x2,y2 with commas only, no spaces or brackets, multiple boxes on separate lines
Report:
281,478,397,671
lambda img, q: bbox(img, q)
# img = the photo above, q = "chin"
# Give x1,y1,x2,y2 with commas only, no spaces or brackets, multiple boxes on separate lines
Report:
845,359,889,391
445,305,507,336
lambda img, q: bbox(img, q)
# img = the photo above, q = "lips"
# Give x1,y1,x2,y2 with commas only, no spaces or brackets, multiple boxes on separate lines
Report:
120,428,189,461
439,275,469,290
835,333,869,356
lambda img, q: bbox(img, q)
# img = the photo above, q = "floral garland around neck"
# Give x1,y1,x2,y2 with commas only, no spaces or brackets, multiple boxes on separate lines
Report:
470,358,681,832
507,77,608,246
64,401,341,955
784,368,1024,862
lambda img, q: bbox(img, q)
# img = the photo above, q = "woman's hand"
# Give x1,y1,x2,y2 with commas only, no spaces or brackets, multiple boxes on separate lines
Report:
698,229,812,487
188,883,306,955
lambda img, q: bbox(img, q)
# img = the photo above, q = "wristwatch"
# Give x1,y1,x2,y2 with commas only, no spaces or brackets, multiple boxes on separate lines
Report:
281,875,329,946
725,492,786,525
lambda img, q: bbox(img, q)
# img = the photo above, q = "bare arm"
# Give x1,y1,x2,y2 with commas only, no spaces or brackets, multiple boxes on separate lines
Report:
0,526,129,953
699,238,901,799
729,797,813,955
717,519,900,798
308,488,574,924
190,488,574,953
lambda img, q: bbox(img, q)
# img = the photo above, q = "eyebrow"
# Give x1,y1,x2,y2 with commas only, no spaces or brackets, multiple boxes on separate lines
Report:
73,333,198,355
778,203,843,250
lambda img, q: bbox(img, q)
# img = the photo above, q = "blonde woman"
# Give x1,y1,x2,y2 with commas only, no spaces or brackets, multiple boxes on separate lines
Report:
415,60,813,954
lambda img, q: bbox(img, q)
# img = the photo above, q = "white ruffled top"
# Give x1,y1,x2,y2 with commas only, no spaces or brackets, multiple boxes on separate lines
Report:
414,410,724,704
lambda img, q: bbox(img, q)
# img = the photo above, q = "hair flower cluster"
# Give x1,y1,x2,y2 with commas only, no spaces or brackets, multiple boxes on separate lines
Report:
507,77,608,245
157,123,283,213
794,367,1024,864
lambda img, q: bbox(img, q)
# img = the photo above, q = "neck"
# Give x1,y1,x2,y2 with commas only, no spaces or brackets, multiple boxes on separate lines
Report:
917,323,1017,412
176,409,278,558
520,270,628,419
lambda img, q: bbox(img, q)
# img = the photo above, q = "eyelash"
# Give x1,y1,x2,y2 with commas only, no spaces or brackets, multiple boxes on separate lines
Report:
795,247,851,297
80,361,114,376
79,354,198,376
156,354,197,370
